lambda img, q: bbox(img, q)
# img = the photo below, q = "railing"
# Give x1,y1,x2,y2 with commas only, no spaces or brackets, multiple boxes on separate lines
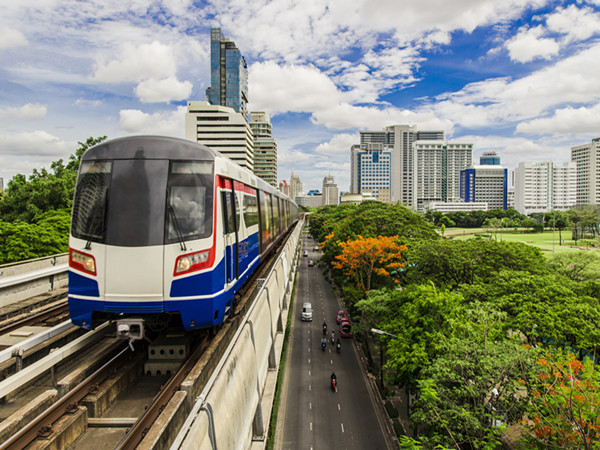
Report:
0,254,69,308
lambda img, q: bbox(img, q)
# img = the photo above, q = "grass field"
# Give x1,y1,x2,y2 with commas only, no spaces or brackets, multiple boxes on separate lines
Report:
447,229,597,256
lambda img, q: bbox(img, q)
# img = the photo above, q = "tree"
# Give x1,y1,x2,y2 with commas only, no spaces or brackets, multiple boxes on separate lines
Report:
548,252,600,282
544,210,570,245
522,350,600,449
483,217,503,240
332,235,407,291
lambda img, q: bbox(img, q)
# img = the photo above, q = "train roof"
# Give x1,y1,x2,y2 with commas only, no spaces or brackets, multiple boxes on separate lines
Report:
82,136,219,162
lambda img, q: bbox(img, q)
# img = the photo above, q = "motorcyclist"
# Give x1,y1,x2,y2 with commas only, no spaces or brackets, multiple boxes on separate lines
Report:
321,337,326,351
330,330,335,343
336,338,341,353
330,372,337,391
322,322,327,336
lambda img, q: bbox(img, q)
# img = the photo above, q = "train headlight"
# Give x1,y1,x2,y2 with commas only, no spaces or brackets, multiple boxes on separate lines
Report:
174,249,212,275
69,248,97,275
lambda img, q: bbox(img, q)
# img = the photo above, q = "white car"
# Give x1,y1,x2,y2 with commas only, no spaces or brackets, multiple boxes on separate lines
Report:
301,302,313,321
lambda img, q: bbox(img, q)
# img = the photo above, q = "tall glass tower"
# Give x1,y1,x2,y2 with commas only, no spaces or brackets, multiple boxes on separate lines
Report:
206,28,249,121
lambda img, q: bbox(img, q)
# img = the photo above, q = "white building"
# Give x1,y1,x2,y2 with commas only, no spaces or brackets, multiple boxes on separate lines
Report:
350,143,391,202
250,111,277,187
185,101,254,171
412,140,473,212
514,161,576,215
322,175,339,206
424,201,489,213
460,165,508,210
290,172,303,201
571,138,600,206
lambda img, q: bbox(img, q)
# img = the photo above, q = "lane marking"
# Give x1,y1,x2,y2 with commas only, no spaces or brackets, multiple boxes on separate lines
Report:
309,402,312,410
309,370,311,376
341,423,345,433
308,358,311,364
310,422,313,431
309,384,312,391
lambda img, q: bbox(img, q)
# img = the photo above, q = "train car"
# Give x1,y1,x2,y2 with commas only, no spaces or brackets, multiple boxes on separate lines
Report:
68,136,298,334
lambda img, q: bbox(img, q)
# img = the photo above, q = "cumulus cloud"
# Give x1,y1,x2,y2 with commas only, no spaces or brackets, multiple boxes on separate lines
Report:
248,61,344,114
92,41,178,83
546,5,600,44
119,106,187,136
315,134,358,155
0,103,47,120
517,103,600,135
134,77,193,103
0,28,28,50
505,25,560,63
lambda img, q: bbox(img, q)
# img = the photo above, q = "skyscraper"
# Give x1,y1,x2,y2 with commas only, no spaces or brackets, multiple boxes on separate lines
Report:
290,172,303,201
479,151,501,165
250,111,277,187
412,140,472,211
356,125,444,204
571,138,600,206
206,28,249,121
514,161,576,214
461,165,508,210
185,101,254,171
322,175,339,206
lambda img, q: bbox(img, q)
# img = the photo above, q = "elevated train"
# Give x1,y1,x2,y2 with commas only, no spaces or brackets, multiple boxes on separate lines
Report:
68,136,298,334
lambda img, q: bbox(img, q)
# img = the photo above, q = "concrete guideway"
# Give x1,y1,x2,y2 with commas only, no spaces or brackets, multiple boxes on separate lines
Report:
275,232,396,449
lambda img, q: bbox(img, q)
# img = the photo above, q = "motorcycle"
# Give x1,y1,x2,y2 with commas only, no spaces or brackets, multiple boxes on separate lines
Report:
330,331,335,344
336,341,341,354
321,339,326,352
330,375,337,392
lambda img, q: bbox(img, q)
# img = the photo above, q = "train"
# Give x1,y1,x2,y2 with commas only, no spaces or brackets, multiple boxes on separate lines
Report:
67,136,298,336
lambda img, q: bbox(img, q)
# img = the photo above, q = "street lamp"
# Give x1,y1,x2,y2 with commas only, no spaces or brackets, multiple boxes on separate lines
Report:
370,328,398,390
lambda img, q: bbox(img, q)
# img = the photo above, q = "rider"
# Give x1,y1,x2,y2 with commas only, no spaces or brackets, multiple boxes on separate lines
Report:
322,322,327,336
336,338,341,349
321,336,327,349
330,330,335,343
330,371,337,386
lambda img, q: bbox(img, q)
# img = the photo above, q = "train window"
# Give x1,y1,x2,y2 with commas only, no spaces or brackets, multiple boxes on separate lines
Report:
243,193,259,227
234,191,241,232
222,191,235,235
166,161,214,244
260,191,271,245
72,161,112,242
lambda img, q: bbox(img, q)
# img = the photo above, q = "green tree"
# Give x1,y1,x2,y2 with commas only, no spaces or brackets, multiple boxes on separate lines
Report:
544,210,570,245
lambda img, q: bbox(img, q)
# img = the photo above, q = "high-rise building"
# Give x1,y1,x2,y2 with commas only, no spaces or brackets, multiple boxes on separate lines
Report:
206,28,249,121
571,138,600,206
278,180,290,196
480,151,501,165
322,175,339,206
350,143,391,202
185,101,254,171
290,171,303,201
514,161,576,215
356,125,444,204
461,165,508,210
250,111,277,187
412,140,472,211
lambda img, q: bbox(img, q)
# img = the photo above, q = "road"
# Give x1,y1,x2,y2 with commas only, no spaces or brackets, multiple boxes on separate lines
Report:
276,233,391,450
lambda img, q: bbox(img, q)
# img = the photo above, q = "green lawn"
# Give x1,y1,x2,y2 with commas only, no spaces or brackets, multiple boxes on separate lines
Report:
447,229,597,256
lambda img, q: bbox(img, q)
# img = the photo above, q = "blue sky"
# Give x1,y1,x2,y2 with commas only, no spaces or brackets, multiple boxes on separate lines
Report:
1,0,600,193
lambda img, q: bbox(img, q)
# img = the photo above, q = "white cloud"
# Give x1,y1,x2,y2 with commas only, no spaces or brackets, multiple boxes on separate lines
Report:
517,103,600,135
315,134,357,155
505,25,559,63
92,41,177,83
0,130,72,157
546,5,600,44
248,61,344,114
118,106,186,136
0,103,47,120
0,28,28,50
134,77,193,103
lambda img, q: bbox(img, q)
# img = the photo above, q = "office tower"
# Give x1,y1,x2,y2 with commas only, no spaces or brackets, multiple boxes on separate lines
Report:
480,151,501,165
571,138,600,206
412,140,473,211
250,111,277,187
290,171,303,201
514,161,576,215
357,125,444,204
322,175,339,206
206,28,249,121
279,180,290,196
461,165,508,210
185,101,254,171
350,143,391,202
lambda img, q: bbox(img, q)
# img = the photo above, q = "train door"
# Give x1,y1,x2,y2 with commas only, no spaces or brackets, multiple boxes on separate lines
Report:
221,179,239,286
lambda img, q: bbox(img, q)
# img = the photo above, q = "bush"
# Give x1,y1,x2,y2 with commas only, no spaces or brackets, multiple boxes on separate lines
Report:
385,400,399,419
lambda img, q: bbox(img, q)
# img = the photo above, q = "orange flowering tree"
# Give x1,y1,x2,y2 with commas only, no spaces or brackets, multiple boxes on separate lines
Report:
331,235,407,291
523,351,600,449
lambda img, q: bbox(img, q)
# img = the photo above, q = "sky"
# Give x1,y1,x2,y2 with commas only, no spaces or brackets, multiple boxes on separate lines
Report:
2,0,600,193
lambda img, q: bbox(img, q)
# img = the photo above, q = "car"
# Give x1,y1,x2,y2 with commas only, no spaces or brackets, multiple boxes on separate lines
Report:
336,310,348,324
308,260,314,267
301,302,313,321
303,250,308,257
314,246,319,251
339,319,353,338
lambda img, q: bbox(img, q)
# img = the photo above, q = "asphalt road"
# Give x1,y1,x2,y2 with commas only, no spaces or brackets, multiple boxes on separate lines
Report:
276,234,390,450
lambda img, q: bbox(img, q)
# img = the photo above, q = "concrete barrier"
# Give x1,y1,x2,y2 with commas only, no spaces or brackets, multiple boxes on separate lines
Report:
169,219,302,450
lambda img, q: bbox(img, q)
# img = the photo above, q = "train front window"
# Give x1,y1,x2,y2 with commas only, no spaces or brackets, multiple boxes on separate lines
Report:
166,162,214,243
71,161,112,242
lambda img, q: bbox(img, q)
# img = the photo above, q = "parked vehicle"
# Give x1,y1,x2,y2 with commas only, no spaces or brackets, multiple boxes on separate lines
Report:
340,319,353,338
336,310,348,325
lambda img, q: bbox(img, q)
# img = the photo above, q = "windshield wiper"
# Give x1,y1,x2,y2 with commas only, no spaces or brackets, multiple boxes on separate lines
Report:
168,205,187,252
85,188,109,250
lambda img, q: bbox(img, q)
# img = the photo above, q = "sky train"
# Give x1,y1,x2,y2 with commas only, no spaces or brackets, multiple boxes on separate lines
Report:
68,136,298,334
